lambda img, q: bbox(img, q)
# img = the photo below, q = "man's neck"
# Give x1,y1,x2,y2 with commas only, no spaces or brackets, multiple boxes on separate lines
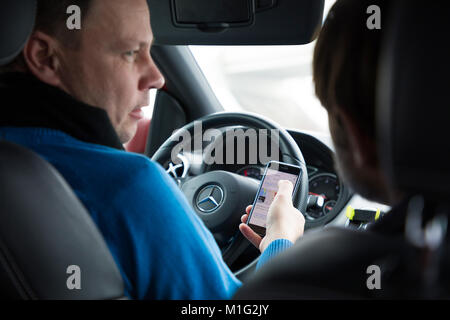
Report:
0,72,124,150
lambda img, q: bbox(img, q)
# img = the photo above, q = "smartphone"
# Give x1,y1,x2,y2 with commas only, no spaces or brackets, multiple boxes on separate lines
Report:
247,161,302,237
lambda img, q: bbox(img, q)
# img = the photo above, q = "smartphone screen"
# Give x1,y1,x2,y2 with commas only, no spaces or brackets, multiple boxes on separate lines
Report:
247,161,301,236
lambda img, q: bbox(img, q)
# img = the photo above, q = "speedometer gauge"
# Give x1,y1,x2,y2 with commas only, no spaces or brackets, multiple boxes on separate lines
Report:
306,173,341,221
236,165,264,180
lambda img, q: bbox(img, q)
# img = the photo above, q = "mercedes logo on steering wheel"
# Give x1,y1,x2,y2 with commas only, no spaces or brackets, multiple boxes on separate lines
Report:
196,185,224,213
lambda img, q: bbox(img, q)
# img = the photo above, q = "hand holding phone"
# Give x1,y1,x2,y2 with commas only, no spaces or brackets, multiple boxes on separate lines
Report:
240,161,305,252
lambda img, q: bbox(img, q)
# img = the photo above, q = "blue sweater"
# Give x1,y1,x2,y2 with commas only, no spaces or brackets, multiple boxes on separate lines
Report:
0,127,292,300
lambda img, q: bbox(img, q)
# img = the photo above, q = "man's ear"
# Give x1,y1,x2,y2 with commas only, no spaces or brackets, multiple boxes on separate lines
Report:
336,108,377,170
22,31,62,87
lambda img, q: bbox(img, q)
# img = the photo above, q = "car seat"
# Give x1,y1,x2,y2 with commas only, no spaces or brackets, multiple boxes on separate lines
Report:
0,0,125,300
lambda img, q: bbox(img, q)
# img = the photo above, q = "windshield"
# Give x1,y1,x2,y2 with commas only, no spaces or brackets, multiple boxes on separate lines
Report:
190,0,336,135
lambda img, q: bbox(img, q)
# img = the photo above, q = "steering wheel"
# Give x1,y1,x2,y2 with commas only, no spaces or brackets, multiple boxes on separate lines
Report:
152,112,309,272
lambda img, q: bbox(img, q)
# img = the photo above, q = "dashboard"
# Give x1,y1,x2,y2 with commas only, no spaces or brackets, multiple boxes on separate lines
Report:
167,125,389,232
287,129,352,229
235,165,348,226
204,128,352,229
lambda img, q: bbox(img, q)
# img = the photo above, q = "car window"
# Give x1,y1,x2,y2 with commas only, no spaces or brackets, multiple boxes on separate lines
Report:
190,0,336,134
142,89,158,118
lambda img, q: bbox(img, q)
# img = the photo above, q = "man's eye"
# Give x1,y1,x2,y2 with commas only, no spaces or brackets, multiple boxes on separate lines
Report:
124,50,139,61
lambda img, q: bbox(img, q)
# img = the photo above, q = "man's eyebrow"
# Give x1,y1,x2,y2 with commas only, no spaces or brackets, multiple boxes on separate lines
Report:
140,39,153,48
119,37,154,48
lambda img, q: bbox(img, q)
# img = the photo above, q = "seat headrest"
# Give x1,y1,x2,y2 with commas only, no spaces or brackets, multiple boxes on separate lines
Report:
377,1,450,199
0,0,36,66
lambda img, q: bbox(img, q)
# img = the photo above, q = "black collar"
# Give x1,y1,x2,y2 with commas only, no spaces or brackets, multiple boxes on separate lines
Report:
0,72,124,150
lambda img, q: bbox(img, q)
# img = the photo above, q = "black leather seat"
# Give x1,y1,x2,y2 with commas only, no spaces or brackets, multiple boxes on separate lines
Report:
0,141,125,299
234,0,450,299
0,0,125,300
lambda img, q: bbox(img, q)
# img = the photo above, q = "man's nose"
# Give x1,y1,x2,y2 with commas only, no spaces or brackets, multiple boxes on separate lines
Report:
139,53,165,91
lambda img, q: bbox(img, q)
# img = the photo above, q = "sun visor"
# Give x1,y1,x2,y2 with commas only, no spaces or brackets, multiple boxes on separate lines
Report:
147,0,325,45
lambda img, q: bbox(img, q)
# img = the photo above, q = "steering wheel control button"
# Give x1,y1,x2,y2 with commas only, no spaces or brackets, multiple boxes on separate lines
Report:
196,185,224,213
166,154,190,180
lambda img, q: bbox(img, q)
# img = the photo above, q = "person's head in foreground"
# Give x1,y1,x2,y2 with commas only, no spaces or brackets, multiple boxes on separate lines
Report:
313,0,401,206
233,0,450,300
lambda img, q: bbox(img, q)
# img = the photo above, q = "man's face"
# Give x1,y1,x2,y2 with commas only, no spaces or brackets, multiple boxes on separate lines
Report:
57,0,165,143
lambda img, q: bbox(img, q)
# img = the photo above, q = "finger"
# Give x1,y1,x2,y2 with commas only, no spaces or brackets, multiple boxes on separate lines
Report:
275,180,294,203
242,205,253,223
239,223,262,248
278,180,294,195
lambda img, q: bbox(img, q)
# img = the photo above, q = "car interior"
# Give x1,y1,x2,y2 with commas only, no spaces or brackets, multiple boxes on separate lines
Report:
1,0,449,299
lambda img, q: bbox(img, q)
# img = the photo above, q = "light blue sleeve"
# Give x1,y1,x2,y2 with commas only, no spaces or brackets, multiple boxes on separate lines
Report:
256,239,293,270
